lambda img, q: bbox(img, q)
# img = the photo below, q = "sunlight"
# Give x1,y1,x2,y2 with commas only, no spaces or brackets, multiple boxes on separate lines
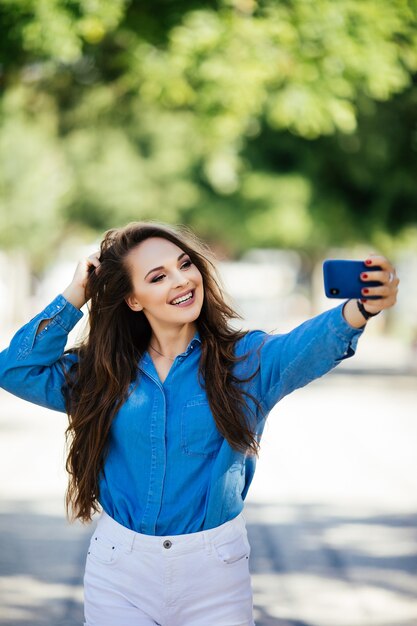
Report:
252,572,417,625
0,575,83,622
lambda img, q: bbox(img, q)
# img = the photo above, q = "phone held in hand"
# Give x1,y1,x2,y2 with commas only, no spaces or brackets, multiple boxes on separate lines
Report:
323,259,383,300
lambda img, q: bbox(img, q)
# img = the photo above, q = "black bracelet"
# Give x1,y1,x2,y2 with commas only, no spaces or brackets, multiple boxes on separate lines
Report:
356,299,380,321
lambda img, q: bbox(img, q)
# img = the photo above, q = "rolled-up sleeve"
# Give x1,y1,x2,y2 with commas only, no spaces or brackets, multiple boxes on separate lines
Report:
242,301,364,414
0,295,83,412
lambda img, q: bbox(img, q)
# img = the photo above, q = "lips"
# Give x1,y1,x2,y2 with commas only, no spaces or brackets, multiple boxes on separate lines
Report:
169,289,194,305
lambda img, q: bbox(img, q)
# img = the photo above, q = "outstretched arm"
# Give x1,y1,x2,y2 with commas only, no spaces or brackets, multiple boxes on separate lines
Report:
240,255,399,415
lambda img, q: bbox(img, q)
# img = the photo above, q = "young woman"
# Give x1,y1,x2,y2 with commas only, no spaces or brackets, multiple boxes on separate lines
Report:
0,221,399,626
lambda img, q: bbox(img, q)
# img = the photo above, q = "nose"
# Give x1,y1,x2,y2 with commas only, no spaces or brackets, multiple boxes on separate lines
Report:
172,270,189,287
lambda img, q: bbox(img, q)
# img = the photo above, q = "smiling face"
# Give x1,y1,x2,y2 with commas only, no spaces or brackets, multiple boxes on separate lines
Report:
124,237,204,333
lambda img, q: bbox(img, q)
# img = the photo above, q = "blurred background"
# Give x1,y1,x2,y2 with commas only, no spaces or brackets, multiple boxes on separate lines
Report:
0,1,416,624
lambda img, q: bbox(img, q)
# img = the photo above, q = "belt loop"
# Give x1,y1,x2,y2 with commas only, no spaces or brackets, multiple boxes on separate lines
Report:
127,529,135,553
202,529,212,557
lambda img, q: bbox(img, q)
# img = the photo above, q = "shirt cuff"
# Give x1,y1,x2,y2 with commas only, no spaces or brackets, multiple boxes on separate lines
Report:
43,294,84,332
329,301,365,360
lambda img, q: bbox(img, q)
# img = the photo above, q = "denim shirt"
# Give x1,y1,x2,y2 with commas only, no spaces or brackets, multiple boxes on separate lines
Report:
0,294,364,535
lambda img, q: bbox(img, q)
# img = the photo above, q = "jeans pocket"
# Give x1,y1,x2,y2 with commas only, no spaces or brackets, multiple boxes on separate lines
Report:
212,531,251,565
87,533,122,566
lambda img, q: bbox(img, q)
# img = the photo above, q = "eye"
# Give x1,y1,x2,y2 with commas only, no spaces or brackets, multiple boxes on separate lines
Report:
150,259,192,283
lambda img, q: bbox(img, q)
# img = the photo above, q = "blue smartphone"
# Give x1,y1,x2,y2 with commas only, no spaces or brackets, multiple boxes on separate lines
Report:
323,260,383,300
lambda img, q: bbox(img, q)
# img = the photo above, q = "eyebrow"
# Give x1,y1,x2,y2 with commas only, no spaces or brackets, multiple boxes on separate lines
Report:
144,252,187,279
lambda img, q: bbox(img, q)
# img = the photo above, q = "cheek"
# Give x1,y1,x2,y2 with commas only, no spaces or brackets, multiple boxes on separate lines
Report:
142,288,167,307
193,268,203,286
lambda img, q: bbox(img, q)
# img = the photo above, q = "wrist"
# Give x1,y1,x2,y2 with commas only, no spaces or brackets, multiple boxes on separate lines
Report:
342,299,367,328
62,284,86,310
356,299,380,321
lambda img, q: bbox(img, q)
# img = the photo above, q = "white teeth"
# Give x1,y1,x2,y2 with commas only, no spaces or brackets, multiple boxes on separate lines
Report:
171,291,193,305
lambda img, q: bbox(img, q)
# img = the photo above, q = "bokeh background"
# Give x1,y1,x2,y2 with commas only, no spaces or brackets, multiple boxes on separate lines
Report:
0,1,416,624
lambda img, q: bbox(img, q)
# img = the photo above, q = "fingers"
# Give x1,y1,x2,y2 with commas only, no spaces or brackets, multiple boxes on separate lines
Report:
360,285,397,299
86,251,101,274
361,284,389,297
361,254,399,311
360,270,400,286
364,254,395,274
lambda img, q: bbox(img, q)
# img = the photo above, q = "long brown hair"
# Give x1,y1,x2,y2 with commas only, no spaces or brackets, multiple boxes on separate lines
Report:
63,221,263,523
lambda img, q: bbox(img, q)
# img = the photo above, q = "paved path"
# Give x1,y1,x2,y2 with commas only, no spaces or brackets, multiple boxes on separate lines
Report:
0,371,416,625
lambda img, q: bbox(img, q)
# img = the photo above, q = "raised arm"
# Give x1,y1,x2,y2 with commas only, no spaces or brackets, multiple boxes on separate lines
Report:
0,251,102,412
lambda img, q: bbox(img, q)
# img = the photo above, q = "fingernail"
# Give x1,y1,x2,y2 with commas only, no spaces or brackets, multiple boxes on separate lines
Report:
365,259,372,265
360,299,367,303
361,273,368,279
362,288,369,294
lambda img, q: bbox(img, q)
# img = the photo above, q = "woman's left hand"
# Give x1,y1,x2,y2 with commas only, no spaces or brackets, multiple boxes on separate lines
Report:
360,254,400,314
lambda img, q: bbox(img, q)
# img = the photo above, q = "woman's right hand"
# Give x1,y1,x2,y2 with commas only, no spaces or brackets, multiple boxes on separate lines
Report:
62,251,101,309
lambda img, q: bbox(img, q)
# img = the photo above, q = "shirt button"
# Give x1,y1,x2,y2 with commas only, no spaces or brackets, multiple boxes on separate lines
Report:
163,540,172,549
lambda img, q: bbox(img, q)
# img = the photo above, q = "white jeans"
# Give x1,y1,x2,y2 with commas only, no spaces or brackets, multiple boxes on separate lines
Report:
83,509,255,626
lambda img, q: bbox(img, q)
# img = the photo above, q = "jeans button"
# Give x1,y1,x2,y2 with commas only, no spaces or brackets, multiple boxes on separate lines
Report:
163,540,172,549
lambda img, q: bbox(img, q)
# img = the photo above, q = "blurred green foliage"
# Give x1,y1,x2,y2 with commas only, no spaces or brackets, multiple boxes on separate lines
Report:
0,0,417,269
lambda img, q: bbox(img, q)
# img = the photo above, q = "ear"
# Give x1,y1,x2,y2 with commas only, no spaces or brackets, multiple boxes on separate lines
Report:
125,296,143,312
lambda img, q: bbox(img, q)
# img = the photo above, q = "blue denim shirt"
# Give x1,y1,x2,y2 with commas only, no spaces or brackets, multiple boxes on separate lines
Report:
0,294,364,535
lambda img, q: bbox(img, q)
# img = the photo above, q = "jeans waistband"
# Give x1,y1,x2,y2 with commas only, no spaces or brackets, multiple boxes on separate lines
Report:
94,509,247,554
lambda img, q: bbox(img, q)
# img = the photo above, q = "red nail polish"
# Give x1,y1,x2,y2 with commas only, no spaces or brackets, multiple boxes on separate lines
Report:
361,273,368,279
360,299,367,303
363,288,369,294
365,259,372,265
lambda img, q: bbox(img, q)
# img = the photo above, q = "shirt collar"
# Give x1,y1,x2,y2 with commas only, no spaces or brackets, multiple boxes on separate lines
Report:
185,329,201,354
190,329,201,346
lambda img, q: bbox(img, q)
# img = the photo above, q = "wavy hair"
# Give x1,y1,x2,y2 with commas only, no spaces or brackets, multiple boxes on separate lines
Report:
63,221,263,523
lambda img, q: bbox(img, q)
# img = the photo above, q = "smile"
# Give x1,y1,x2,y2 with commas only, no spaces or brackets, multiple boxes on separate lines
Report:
170,290,195,306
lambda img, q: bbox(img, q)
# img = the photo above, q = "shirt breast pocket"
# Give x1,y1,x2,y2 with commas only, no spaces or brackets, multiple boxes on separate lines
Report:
181,395,223,458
